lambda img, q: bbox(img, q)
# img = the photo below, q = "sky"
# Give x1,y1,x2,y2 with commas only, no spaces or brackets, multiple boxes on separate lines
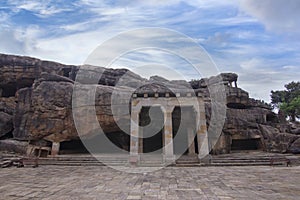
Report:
0,0,300,102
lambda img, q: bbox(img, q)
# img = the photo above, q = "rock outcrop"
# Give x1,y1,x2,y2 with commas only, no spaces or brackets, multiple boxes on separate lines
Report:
0,53,300,155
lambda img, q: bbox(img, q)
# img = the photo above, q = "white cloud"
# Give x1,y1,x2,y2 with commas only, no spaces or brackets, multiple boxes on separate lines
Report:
239,0,300,33
0,0,299,103
282,65,299,70
6,0,72,17
226,58,300,102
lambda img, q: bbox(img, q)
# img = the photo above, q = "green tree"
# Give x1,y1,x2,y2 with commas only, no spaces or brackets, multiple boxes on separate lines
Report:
271,81,300,122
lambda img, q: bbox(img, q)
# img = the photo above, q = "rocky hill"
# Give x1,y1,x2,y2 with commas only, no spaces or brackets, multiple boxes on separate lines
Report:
0,53,299,155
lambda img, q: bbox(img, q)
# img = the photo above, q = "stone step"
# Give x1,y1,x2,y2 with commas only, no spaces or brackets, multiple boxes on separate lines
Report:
205,162,286,167
211,159,282,162
38,160,128,166
212,156,287,159
39,158,128,162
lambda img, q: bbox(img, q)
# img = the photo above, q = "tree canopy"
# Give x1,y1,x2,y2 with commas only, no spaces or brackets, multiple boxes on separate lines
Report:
271,81,300,121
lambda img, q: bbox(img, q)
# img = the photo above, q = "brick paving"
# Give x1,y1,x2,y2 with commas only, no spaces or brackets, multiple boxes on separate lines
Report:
0,165,299,199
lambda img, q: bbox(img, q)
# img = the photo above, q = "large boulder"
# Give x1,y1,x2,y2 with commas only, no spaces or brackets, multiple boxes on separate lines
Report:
13,76,76,142
259,125,300,153
0,54,70,97
13,73,135,143
0,112,13,138
0,139,28,154
288,138,300,154
0,97,16,138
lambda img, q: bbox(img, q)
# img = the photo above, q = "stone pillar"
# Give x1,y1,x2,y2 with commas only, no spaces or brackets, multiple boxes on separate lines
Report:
51,142,60,156
187,127,196,155
196,107,209,162
138,127,143,154
234,81,237,88
163,106,175,164
129,109,140,164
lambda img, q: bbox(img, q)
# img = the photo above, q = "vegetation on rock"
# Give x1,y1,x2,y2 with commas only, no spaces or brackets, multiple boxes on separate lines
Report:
271,81,300,121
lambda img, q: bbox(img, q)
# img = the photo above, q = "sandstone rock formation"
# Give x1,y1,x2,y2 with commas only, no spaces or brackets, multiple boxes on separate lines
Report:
0,53,300,155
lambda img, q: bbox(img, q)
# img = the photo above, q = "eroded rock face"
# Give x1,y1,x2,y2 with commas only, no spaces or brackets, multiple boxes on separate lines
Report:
0,139,28,154
259,125,300,153
13,77,75,142
13,73,135,143
0,112,13,138
288,138,300,154
1,53,300,155
0,54,71,97
0,97,16,138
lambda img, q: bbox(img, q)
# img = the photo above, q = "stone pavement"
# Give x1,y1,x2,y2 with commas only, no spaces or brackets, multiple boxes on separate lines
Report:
0,165,299,199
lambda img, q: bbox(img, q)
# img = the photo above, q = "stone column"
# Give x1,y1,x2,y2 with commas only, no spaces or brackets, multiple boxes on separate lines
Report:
163,106,175,164
129,108,140,164
138,127,143,154
234,81,237,88
196,104,209,162
187,127,196,155
51,142,60,156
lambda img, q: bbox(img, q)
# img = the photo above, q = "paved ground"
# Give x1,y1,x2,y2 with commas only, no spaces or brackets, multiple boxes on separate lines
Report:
0,166,299,200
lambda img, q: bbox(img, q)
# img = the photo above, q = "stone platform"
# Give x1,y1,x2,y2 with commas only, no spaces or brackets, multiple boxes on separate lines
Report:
34,152,300,167
0,165,300,199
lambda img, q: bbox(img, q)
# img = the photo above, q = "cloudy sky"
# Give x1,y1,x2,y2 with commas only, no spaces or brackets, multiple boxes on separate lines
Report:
0,0,299,102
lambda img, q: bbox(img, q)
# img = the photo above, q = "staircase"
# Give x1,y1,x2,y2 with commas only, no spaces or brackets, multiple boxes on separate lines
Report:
2,151,298,167
175,155,200,167
139,154,164,167
208,152,291,167
37,154,129,166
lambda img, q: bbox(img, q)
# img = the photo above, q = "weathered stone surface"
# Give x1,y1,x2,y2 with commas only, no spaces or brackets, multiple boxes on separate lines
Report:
0,112,13,138
190,73,238,89
75,65,147,87
0,97,16,115
0,54,72,97
288,138,300,154
291,128,300,135
13,72,134,143
0,97,16,138
0,139,28,154
259,125,300,153
13,76,76,142
290,122,300,135
1,53,300,156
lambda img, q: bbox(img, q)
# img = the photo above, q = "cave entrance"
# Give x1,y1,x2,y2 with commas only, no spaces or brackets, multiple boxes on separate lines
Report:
60,140,89,154
231,138,262,151
139,106,164,154
1,85,17,97
172,106,197,155
59,132,130,154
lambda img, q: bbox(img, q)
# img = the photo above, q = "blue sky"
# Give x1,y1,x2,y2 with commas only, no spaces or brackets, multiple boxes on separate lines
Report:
0,0,300,102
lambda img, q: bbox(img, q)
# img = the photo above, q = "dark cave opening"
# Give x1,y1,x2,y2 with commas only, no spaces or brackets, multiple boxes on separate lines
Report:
172,106,197,155
140,106,164,153
227,103,247,109
59,132,130,154
1,85,17,97
231,138,262,151
266,113,278,123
